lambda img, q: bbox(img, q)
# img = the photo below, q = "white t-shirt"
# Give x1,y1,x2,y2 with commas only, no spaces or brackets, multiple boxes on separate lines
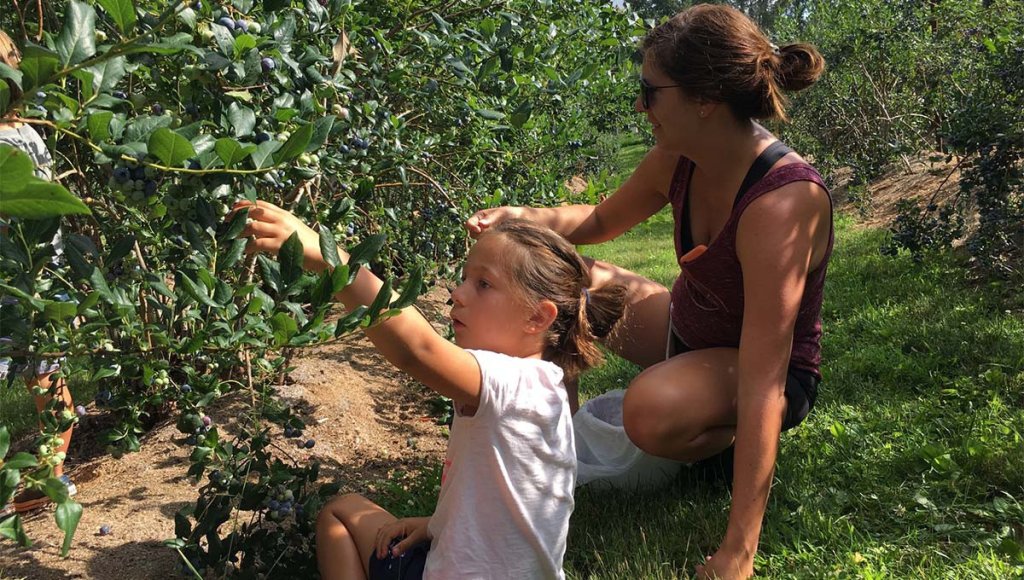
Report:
424,350,576,580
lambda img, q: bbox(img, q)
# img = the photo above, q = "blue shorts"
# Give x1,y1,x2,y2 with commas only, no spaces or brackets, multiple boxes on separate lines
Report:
368,540,429,580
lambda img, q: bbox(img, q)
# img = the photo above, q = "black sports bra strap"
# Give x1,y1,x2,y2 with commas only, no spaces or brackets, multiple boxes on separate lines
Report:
733,141,793,207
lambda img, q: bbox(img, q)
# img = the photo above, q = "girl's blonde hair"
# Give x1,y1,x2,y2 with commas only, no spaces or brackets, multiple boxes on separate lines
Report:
0,31,23,106
0,30,21,68
486,219,627,379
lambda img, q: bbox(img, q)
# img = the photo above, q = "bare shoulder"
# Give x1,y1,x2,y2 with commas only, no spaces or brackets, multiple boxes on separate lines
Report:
741,179,830,226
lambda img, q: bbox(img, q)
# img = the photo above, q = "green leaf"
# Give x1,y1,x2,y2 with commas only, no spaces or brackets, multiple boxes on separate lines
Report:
250,140,281,169
215,138,256,167
221,206,249,241
510,100,533,129
306,115,335,152
44,300,79,321
279,231,304,287
96,0,137,35
0,144,34,193
87,111,114,142
148,128,196,167
233,34,257,55
0,426,9,459
0,467,19,505
226,102,256,138
334,305,367,337
55,500,82,556
0,179,91,219
319,226,340,269
3,452,39,470
475,109,505,121
179,273,219,308
270,312,298,346
391,266,424,309
18,45,60,91
56,1,98,66
347,233,386,267
0,514,30,546
365,278,393,323
88,267,115,302
73,56,126,99
0,80,9,115
257,255,282,293
273,123,313,164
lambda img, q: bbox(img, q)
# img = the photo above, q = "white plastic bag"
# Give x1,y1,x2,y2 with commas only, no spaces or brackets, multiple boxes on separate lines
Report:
573,389,684,490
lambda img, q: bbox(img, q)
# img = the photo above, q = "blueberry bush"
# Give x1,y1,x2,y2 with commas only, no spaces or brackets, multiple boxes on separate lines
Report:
0,0,640,575
775,0,1022,284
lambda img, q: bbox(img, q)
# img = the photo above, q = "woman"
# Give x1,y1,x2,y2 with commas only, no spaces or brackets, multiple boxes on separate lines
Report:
465,5,830,578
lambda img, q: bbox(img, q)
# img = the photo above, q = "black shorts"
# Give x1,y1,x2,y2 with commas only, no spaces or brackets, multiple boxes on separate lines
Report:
368,540,429,580
668,327,819,431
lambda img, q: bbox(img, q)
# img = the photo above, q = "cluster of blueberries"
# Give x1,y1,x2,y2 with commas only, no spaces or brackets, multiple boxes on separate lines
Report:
284,425,316,449
212,13,275,72
567,140,584,149
339,137,371,154
108,162,159,203
263,485,303,521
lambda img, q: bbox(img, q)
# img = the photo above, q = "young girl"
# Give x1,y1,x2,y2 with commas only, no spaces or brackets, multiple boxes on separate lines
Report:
235,200,626,579
0,30,77,517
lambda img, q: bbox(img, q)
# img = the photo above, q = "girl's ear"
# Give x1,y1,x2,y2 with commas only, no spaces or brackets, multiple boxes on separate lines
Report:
526,299,558,335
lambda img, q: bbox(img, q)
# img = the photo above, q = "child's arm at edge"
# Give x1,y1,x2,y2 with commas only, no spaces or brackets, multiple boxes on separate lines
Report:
234,200,482,408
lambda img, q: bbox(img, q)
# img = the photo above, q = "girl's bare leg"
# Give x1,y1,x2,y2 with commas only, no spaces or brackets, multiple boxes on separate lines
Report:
316,493,398,580
28,371,72,478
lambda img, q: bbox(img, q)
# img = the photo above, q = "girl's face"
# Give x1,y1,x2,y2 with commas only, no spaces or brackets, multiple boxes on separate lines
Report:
449,234,543,357
636,58,702,153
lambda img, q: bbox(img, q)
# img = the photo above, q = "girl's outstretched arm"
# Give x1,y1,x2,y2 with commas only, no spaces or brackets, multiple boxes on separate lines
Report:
233,200,482,407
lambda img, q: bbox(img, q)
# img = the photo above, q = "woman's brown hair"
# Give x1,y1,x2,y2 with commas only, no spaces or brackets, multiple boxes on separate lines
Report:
640,3,825,122
486,219,627,380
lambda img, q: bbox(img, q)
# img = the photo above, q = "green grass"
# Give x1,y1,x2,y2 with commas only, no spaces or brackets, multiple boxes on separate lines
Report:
1,360,99,443
566,213,1024,578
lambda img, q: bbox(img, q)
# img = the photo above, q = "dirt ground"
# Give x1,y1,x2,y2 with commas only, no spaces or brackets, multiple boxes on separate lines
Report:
0,290,452,579
0,156,960,579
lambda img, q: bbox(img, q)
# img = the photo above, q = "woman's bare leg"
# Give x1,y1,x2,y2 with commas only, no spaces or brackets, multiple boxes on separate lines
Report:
622,347,789,462
316,494,398,580
584,257,672,369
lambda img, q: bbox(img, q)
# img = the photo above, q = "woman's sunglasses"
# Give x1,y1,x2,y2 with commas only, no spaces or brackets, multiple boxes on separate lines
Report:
639,77,682,110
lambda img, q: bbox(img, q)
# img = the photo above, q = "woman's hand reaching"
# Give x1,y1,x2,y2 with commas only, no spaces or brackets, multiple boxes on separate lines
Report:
230,200,329,271
464,206,523,238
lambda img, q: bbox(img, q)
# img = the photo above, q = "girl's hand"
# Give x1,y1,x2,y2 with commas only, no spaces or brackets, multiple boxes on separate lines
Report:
695,546,755,579
464,206,523,238
374,517,431,559
230,200,327,271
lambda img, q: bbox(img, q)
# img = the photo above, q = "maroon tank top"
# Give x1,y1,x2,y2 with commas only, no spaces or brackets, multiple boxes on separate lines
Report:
668,156,833,377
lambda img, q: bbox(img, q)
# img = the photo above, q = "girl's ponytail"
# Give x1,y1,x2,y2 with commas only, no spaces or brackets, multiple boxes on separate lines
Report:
554,283,628,379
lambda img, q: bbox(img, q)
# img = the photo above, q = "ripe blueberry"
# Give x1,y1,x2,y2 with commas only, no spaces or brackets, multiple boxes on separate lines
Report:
113,90,127,100
303,439,315,449
75,405,87,417
217,16,235,29
234,19,248,32
260,57,276,72
151,103,164,115
99,524,112,536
